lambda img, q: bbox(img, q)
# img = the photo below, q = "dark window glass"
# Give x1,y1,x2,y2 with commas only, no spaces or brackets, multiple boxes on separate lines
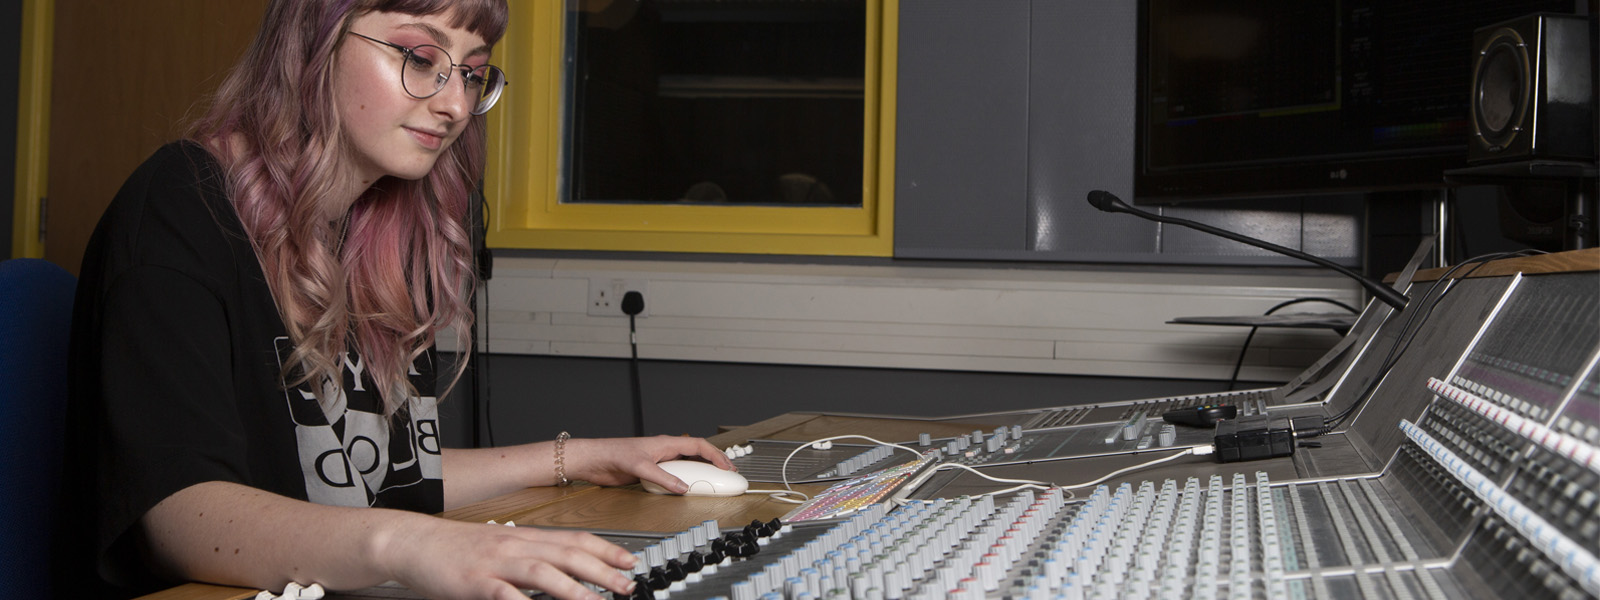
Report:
564,0,866,206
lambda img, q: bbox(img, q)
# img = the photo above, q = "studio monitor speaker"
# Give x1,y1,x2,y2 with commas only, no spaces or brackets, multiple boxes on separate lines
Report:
1469,13,1595,164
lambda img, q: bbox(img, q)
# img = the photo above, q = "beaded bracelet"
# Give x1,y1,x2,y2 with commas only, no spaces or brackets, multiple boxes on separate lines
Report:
554,431,571,486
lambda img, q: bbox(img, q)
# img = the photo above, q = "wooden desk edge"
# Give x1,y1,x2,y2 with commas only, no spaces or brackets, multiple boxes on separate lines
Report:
1384,247,1599,283
135,584,259,600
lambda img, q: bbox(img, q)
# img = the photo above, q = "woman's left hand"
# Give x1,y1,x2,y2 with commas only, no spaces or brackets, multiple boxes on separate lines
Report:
564,436,736,493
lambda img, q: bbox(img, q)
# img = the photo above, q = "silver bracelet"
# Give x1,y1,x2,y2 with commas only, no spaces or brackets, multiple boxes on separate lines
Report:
554,431,571,487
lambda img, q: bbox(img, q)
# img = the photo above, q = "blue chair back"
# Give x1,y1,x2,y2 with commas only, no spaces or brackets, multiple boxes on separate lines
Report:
0,258,76,594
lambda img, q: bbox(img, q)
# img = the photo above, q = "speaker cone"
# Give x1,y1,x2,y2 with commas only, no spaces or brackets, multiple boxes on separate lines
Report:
1471,29,1530,151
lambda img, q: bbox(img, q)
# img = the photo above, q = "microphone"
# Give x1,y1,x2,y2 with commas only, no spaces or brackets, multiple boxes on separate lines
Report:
1086,190,1408,311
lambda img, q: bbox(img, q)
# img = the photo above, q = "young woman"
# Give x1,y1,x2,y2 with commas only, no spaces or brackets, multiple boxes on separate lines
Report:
58,1,732,598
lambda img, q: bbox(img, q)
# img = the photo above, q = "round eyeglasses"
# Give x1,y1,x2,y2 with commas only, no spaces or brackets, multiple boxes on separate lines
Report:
347,31,507,115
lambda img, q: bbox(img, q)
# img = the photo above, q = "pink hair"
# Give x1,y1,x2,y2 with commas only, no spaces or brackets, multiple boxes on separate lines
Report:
188,0,508,413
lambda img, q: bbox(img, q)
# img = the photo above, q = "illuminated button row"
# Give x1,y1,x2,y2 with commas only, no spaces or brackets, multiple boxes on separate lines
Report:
785,452,940,523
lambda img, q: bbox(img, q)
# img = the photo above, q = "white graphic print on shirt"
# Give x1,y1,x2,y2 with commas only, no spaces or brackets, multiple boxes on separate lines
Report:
275,337,442,507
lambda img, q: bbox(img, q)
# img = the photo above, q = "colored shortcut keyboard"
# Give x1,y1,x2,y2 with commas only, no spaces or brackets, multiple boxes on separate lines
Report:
782,450,940,522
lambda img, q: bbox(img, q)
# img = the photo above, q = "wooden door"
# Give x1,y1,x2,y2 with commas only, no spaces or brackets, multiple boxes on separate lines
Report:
45,0,266,273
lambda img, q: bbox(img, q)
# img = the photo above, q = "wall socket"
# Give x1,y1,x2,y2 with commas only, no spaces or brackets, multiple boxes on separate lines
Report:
586,278,649,317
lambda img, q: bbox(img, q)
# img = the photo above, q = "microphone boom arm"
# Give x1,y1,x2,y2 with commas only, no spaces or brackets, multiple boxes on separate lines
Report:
1087,190,1408,311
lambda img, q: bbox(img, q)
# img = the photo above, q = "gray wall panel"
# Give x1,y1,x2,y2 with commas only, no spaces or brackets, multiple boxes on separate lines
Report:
1162,205,1305,259
1026,1,1151,255
1161,198,1362,263
894,0,1365,265
1302,196,1366,258
895,0,1032,253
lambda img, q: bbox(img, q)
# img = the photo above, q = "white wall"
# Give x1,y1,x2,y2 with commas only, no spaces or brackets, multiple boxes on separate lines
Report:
451,258,1363,383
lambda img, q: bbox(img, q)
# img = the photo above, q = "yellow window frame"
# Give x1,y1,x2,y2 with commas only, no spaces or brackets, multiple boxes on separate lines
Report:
483,0,896,256
12,0,52,259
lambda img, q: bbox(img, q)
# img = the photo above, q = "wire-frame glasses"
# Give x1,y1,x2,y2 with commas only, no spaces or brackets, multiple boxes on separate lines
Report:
347,31,507,115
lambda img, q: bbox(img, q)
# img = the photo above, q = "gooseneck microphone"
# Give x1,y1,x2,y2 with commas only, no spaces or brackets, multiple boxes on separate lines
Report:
1086,190,1409,311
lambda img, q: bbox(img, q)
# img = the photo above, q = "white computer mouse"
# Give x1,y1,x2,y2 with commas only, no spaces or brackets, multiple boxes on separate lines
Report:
642,460,749,497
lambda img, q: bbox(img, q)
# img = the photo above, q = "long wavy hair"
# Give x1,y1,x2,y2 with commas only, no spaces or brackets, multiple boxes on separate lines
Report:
188,0,508,414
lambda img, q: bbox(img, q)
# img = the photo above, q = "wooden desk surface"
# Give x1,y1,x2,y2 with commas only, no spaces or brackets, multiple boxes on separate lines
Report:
136,412,925,600
1384,247,1599,283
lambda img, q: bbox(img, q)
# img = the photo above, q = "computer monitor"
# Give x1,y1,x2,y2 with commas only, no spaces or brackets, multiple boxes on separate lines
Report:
1133,0,1587,204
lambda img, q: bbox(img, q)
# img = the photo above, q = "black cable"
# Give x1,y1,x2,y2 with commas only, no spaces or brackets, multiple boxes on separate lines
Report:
1445,188,1466,264
475,191,496,448
469,291,483,449
1226,297,1360,391
481,279,495,448
1315,256,1497,432
1304,249,1545,437
622,291,645,437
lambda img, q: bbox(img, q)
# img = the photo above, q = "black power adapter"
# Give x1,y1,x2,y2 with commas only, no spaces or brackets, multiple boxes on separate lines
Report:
1212,415,1296,463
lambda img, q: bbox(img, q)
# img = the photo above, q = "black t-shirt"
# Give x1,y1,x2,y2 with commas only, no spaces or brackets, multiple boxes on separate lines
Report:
56,141,445,596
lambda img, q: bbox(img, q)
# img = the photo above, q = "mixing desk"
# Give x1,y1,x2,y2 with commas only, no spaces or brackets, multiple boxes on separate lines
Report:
589,251,1600,600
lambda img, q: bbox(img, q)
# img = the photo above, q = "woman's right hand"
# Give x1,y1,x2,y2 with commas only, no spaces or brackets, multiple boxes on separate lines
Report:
142,482,637,600
380,515,639,600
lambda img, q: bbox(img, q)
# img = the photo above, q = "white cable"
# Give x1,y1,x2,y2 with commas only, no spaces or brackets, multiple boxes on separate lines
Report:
771,436,1205,510
896,445,1210,505
890,462,1062,507
935,462,1056,495
929,462,1053,486
777,434,924,494
1057,446,1206,491
746,489,810,504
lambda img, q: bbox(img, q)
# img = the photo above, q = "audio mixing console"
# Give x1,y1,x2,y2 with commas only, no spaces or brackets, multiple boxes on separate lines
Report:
567,257,1600,600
